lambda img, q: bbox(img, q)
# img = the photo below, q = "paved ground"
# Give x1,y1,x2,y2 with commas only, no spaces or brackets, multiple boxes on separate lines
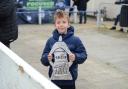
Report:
11,20,128,89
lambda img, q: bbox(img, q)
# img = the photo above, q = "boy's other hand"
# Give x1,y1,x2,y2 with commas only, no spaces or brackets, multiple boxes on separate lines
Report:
69,53,75,62
48,53,53,61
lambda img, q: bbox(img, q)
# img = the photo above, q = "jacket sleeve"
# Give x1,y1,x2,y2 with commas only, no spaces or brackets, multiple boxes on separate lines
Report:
122,0,128,4
86,0,90,2
115,1,121,4
40,39,51,66
116,0,128,4
74,38,87,64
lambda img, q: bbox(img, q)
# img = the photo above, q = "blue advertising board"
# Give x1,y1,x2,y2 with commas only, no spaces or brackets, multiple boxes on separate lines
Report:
17,0,70,24
18,0,57,10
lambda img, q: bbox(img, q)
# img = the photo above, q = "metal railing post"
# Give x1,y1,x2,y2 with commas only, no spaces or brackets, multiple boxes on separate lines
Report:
38,6,42,24
73,5,77,23
96,9,101,27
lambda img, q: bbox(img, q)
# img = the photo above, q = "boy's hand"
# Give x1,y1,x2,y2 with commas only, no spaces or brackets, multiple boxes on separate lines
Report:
69,53,75,62
48,53,53,61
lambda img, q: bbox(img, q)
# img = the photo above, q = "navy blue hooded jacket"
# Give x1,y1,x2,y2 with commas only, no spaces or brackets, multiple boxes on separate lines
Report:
41,26,87,86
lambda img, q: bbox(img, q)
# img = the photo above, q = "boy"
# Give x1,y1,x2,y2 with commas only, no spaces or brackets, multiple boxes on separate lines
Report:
40,10,87,89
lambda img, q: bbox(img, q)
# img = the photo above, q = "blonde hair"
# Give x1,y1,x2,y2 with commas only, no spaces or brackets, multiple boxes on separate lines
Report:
54,10,70,22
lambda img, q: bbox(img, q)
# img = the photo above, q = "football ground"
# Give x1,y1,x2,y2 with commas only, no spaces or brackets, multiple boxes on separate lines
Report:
11,21,128,89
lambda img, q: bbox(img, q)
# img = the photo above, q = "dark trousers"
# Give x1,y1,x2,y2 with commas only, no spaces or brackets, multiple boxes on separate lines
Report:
114,14,120,26
58,84,76,89
69,7,74,17
79,10,87,23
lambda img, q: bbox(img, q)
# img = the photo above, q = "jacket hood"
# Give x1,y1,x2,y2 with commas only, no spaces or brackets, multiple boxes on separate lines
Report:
52,26,74,41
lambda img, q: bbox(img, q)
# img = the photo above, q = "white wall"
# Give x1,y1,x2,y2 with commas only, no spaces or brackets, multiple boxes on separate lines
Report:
0,42,60,89
87,0,121,19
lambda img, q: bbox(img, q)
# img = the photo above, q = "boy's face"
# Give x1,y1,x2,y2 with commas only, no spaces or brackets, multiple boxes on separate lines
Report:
55,17,69,34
